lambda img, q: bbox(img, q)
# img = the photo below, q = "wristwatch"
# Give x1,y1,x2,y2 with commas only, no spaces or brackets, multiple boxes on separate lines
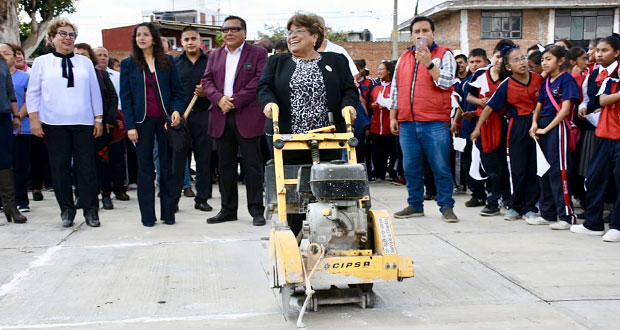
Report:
95,118,103,123
426,62,435,70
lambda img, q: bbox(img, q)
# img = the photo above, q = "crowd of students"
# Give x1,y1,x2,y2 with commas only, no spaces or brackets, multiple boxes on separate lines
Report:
354,33,620,242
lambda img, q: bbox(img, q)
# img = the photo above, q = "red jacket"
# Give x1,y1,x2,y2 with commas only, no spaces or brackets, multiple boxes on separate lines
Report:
596,79,620,140
396,45,453,122
369,81,392,135
471,69,502,153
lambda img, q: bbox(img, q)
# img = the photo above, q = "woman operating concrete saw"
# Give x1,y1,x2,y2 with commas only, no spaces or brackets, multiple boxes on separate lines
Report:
257,12,359,235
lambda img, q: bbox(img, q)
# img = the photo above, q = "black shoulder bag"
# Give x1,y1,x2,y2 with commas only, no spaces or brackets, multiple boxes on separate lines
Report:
143,65,191,153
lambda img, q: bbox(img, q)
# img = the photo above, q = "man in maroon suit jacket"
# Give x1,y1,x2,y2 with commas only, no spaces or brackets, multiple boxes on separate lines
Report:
201,15,268,226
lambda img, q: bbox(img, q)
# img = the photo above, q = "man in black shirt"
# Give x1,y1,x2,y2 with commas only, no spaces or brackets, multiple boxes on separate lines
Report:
174,26,213,212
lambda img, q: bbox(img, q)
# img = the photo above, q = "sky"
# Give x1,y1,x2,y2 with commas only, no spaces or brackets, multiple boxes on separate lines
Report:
63,0,443,47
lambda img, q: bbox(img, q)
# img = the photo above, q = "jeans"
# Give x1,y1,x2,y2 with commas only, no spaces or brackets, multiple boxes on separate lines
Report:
399,121,454,211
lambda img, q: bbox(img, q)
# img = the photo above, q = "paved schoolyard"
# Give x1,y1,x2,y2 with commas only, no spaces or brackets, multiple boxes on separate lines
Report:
0,182,618,329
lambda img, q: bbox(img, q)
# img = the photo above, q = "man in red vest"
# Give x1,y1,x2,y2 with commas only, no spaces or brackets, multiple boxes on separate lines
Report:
389,15,458,222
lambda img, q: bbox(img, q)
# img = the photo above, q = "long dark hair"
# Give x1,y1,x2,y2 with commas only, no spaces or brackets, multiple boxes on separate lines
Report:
130,22,169,70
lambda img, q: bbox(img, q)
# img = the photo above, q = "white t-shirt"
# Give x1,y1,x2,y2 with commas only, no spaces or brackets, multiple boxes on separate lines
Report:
106,67,121,109
324,40,359,77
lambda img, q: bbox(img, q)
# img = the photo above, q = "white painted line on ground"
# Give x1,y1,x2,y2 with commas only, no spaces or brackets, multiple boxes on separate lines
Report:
0,312,281,329
0,245,62,298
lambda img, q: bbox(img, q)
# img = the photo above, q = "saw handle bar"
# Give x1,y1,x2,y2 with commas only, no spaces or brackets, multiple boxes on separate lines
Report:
271,104,354,136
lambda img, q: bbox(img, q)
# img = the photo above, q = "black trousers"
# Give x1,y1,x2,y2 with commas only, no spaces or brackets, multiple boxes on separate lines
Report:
172,110,212,203
585,138,620,231
215,113,264,217
30,135,52,190
43,124,99,217
370,133,397,180
507,116,539,215
538,117,575,223
135,117,176,222
93,132,127,196
478,120,510,207
13,134,31,207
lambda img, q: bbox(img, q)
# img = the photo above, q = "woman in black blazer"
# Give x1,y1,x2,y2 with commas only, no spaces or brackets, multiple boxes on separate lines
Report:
257,13,358,138
257,13,358,234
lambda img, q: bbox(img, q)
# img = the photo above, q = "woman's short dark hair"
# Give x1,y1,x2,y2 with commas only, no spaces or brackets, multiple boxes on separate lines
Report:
528,50,542,64
409,16,435,32
130,22,169,70
75,43,98,67
286,13,324,51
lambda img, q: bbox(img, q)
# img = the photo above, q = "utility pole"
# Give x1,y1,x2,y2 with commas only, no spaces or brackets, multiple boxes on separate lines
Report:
392,0,398,60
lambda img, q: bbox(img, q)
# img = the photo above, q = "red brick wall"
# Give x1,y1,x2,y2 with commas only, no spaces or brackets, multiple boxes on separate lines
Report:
338,42,411,77
433,11,462,51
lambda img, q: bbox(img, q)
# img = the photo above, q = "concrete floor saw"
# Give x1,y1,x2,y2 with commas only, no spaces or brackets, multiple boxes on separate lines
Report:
265,105,414,327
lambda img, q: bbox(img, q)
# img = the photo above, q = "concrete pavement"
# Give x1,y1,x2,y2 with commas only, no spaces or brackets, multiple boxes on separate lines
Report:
0,181,618,329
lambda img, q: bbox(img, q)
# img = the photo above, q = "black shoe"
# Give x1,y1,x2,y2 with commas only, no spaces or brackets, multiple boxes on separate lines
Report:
423,193,436,201
195,201,213,212
163,219,175,225
253,214,266,226
480,205,500,216
85,210,100,227
74,197,82,209
115,192,130,201
32,191,43,201
102,196,114,210
207,211,237,224
142,221,155,227
61,209,75,227
465,197,486,207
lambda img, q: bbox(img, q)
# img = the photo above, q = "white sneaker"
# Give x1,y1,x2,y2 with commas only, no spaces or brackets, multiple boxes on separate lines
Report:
523,211,539,220
570,224,604,236
525,216,550,225
550,221,571,230
602,229,620,242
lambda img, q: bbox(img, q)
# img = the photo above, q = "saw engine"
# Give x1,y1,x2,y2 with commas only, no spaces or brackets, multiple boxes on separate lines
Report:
306,161,369,252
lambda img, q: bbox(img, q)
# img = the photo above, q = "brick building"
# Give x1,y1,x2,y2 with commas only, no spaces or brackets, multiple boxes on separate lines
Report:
398,0,620,55
102,21,221,61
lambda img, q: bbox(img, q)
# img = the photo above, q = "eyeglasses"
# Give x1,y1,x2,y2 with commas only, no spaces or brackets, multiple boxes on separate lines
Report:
222,27,243,34
287,28,307,37
1,52,15,57
57,31,78,39
510,56,528,65
528,64,540,70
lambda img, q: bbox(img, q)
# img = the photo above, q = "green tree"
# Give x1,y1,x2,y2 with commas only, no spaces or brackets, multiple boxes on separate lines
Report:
257,23,349,43
325,27,348,42
257,24,288,43
0,0,77,58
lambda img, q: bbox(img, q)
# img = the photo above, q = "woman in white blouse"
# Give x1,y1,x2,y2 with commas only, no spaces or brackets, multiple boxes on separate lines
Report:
27,18,104,228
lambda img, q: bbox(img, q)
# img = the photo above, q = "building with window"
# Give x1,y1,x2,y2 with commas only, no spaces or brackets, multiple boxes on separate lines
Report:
102,20,221,61
398,0,619,54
